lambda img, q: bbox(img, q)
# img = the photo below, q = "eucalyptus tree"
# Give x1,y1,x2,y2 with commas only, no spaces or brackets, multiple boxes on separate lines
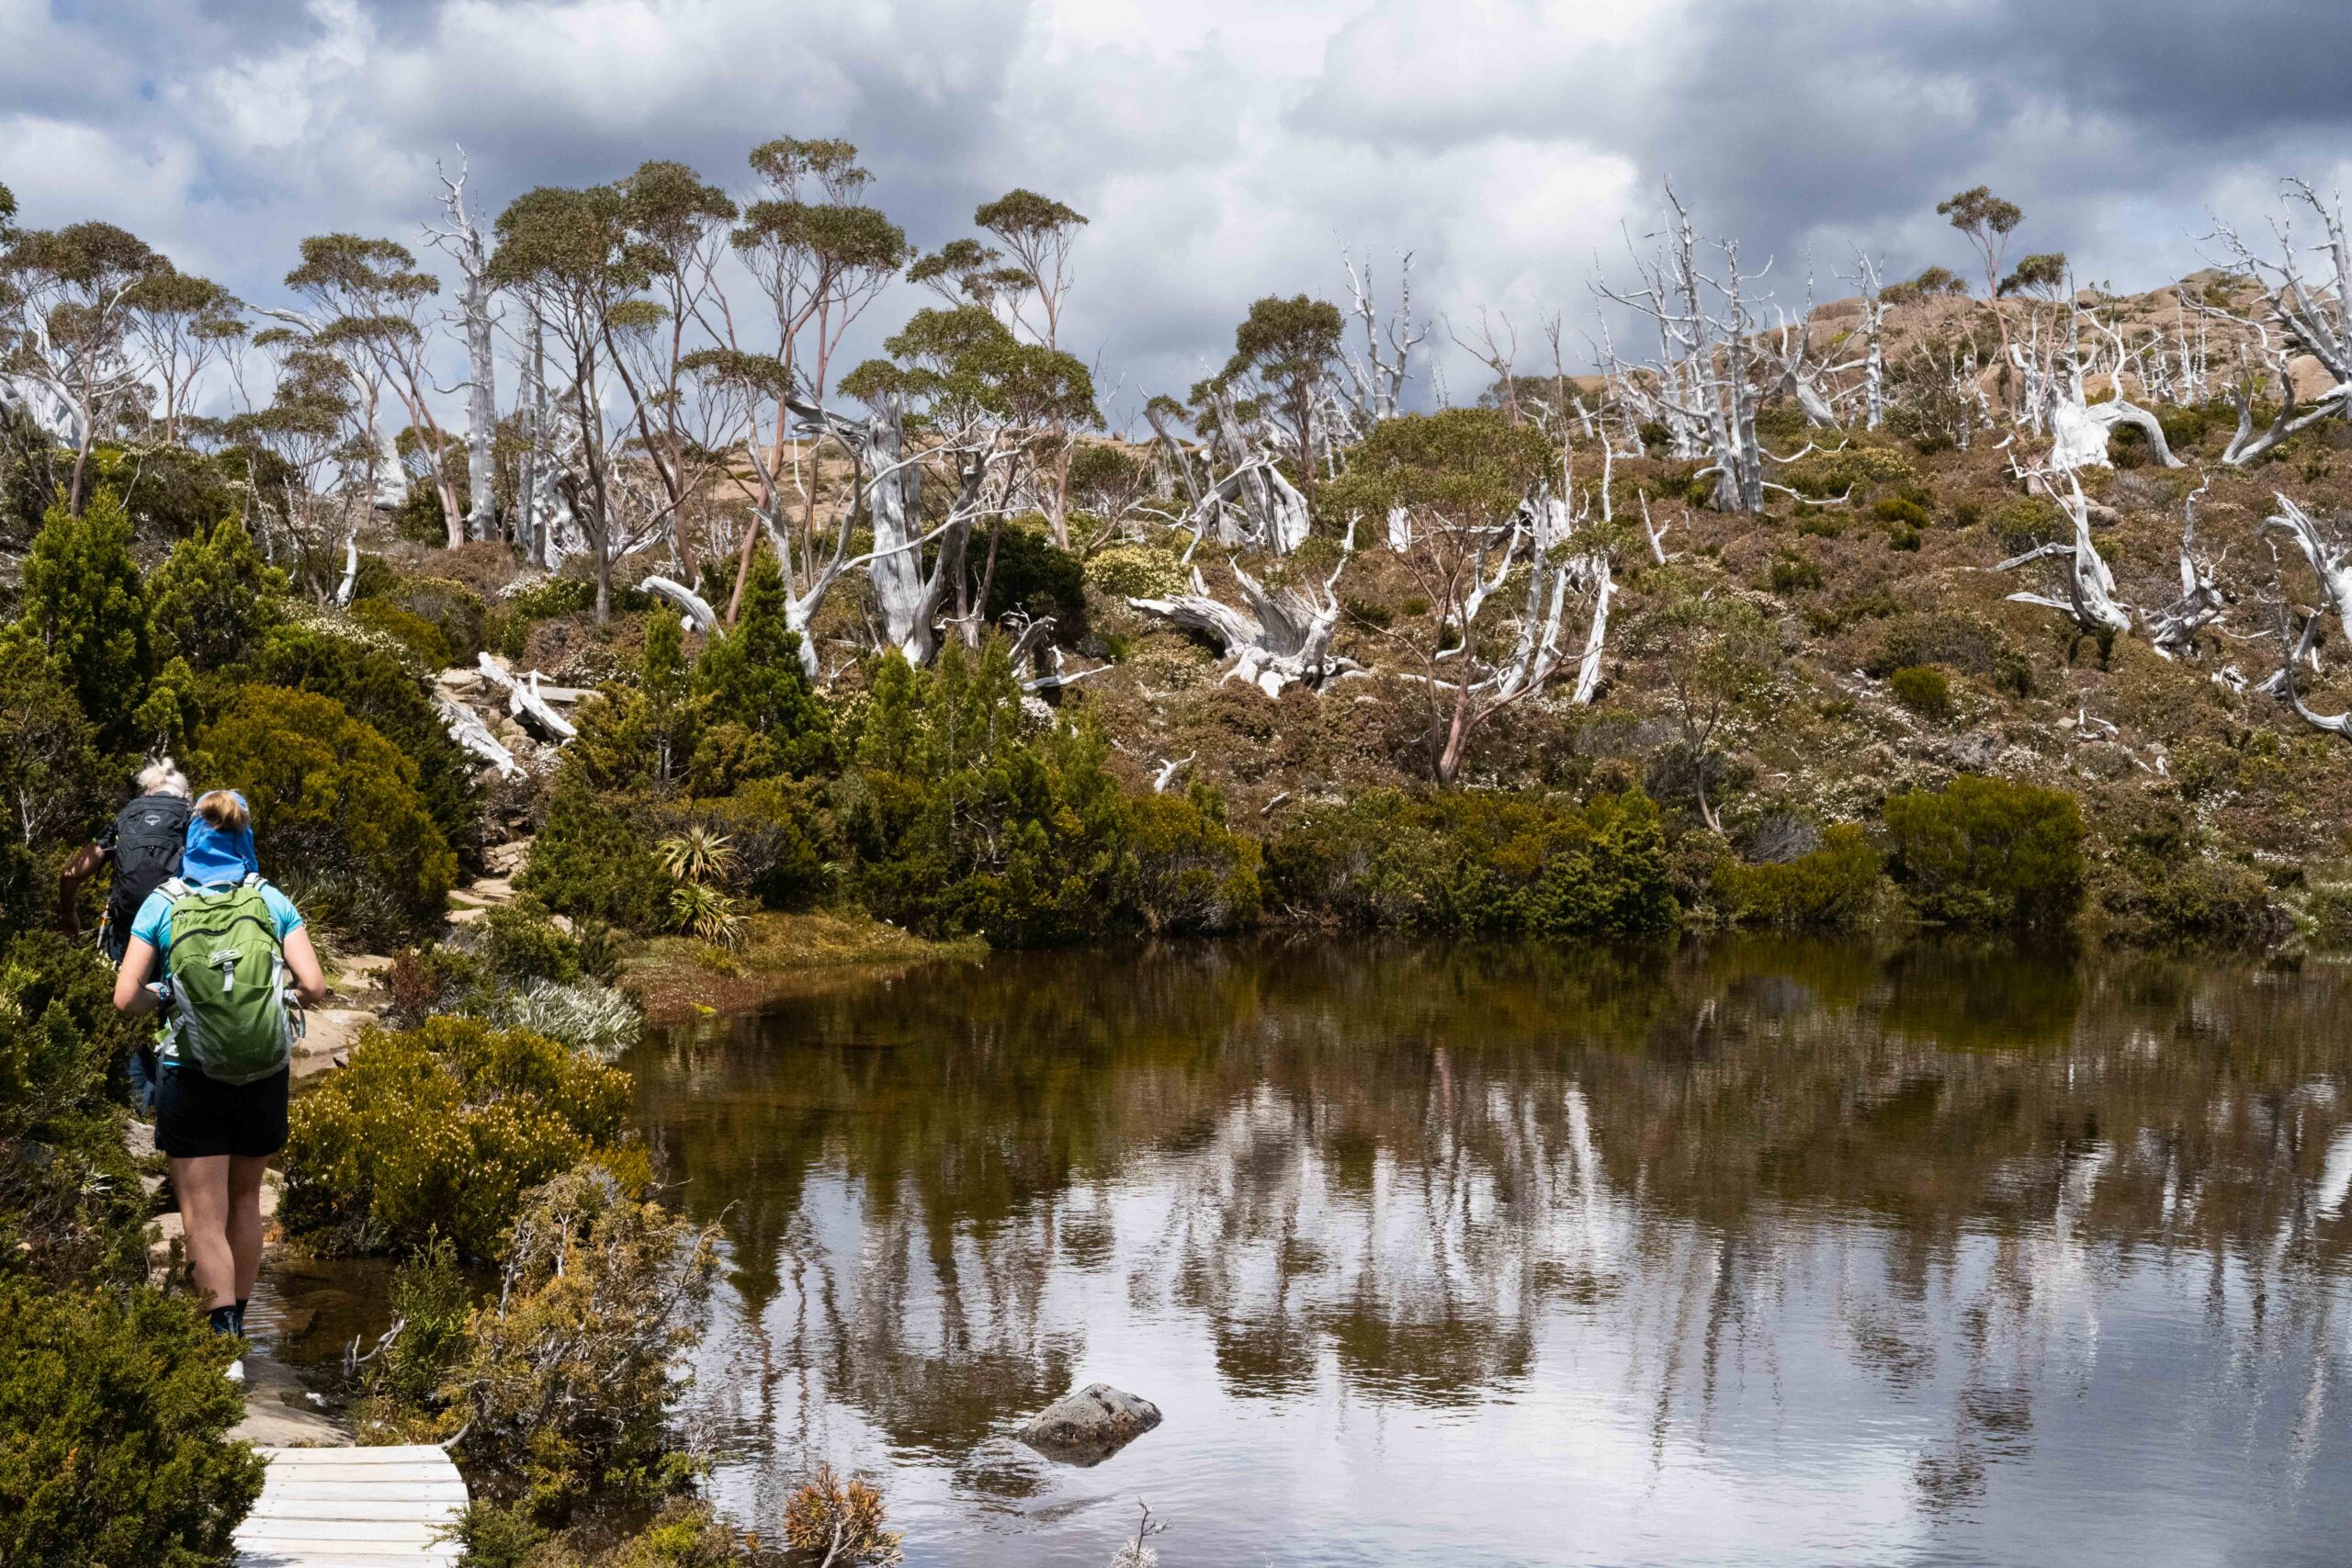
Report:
122,270,243,445
1217,294,1344,509
0,220,165,511
1938,185,2024,373
491,183,651,623
716,136,909,616
220,333,359,576
275,234,463,541
910,187,1089,541
606,160,738,570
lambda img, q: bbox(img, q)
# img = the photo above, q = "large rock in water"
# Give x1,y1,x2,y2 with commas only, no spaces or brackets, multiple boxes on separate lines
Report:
1016,1383,1162,1467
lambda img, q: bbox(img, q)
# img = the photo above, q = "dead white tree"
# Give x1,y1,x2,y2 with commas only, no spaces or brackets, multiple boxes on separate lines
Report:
2145,474,2226,660
1128,526,1358,697
1996,473,2133,639
1339,244,1425,430
1839,250,1890,430
424,152,500,543
2207,179,2352,466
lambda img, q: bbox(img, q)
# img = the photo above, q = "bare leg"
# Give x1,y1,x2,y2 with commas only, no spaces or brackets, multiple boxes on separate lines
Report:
226,1155,271,1304
171,1155,234,1311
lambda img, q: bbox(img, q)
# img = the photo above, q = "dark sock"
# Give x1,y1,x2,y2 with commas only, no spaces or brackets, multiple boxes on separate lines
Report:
232,1299,249,1337
208,1305,238,1337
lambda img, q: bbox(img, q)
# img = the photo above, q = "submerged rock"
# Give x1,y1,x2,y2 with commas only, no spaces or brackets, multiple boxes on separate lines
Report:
1016,1382,1162,1467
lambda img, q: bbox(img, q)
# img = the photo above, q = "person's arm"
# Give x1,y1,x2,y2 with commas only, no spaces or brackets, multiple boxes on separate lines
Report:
57,842,104,937
114,935,161,1015
282,927,328,1008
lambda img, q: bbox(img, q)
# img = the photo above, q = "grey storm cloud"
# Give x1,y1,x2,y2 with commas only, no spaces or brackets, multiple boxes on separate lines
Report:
9,0,2352,417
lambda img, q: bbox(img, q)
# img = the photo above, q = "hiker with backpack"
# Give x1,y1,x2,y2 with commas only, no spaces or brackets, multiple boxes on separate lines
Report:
59,756,196,963
112,788,326,1381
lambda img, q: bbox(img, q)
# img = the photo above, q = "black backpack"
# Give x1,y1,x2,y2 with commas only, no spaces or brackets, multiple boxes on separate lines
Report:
100,793,191,964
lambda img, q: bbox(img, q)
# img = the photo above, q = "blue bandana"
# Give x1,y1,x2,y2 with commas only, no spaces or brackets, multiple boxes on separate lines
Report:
180,794,260,886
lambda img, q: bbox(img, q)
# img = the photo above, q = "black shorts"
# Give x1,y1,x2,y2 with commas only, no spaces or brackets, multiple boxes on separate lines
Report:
155,1065,289,1159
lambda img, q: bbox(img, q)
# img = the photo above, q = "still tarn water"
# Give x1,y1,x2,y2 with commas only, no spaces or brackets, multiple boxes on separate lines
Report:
622,940,2352,1567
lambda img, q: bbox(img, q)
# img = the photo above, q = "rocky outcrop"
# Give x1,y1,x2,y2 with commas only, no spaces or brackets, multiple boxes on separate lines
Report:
1016,1382,1162,1467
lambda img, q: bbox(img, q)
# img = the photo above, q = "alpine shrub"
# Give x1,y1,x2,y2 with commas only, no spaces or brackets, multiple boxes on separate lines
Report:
1715,823,1883,927
1884,774,2085,930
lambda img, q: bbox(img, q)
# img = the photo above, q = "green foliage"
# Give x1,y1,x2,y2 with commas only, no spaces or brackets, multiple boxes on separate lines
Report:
251,621,479,845
694,549,830,775
504,575,597,621
519,784,671,933
351,596,455,669
1869,611,2031,695
1327,407,1553,525
1889,664,1953,718
198,684,457,943
0,1278,265,1568
18,488,151,750
441,1167,716,1523
1777,444,1915,499
0,639,107,928
282,1015,638,1260
1121,788,1262,934
1715,824,1883,927
1083,541,1188,599
979,516,1087,634
695,779,832,909
842,644,1128,945
361,1232,473,1413
485,904,586,985
146,516,284,668
1884,775,2085,930
1992,495,2064,556
1768,552,1822,593
1265,788,1677,938
0,933,148,1285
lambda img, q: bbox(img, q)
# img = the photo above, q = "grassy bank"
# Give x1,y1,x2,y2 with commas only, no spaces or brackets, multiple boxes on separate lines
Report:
621,910,984,1025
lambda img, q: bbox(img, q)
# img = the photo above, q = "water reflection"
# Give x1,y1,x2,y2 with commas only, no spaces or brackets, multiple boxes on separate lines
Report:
631,939,2352,1566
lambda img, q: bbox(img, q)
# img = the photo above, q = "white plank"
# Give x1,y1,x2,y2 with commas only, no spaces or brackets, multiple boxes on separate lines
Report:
248,1463,458,1483
238,1553,458,1568
241,1500,458,1522
260,1486,468,1507
263,1445,452,1464
238,1519,447,1544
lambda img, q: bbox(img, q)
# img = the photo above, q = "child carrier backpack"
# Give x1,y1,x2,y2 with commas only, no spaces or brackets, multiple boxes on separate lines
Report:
159,875,294,1085
100,793,192,964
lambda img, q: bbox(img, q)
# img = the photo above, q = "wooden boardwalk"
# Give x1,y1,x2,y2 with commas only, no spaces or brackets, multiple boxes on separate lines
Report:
234,1445,467,1567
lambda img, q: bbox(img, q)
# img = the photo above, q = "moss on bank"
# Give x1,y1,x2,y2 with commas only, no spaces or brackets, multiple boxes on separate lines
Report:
622,910,984,1025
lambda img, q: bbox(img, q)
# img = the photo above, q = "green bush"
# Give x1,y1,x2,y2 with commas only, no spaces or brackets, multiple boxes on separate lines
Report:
693,549,831,777
198,684,458,942
17,487,152,750
1122,788,1262,934
1871,495,1930,528
980,515,1088,636
504,575,597,621
440,1167,715,1523
146,516,284,669
1084,542,1188,600
842,644,1131,946
695,778,832,909
1265,787,1676,938
250,622,480,845
1778,444,1916,499
1992,495,2064,557
1715,823,1883,927
1889,664,1953,718
281,1015,639,1260
356,1232,473,1418
1768,552,1822,593
1884,775,2085,930
1869,611,2030,695
0,639,107,936
0,1278,265,1567
349,596,455,669
484,904,584,984
519,784,672,933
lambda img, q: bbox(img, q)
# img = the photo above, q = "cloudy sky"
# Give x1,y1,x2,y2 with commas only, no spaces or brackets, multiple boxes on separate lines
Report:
6,0,2348,423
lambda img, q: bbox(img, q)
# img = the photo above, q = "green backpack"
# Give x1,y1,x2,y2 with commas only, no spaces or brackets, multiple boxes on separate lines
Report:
160,875,295,1085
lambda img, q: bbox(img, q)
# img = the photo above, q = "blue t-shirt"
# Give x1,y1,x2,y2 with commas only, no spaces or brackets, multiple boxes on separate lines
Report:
130,879,305,954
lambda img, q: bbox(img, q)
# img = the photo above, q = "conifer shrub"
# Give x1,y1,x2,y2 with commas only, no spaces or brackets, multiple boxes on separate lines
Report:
17,487,152,749
503,575,597,622
0,1279,265,1567
484,903,586,984
979,514,1088,635
281,1016,639,1260
1889,664,1953,718
519,784,672,933
1714,823,1883,927
1883,775,2085,930
146,515,284,668
1121,787,1263,934
350,595,455,669
842,645,1131,945
693,778,832,909
1264,787,1676,938
0,640,107,936
198,683,457,942
694,549,832,776
250,621,480,844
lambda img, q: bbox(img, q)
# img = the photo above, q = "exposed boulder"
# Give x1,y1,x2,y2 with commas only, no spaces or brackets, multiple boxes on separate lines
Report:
1016,1382,1162,1467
